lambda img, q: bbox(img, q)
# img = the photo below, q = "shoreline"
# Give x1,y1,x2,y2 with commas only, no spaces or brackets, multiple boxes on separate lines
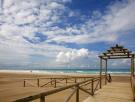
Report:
0,69,131,76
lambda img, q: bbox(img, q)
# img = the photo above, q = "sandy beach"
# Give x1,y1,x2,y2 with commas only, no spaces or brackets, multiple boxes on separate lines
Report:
0,72,131,102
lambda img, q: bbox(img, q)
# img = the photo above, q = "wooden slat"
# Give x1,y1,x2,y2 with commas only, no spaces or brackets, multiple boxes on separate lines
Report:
15,76,108,102
64,88,77,102
79,87,92,95
94,80,100,92
101,56,130,59
76,85,79,102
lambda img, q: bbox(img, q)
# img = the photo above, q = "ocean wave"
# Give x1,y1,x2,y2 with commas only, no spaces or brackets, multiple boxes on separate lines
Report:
0,69,131,75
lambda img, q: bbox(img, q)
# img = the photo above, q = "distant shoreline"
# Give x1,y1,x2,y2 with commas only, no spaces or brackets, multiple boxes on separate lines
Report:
0,69,130,76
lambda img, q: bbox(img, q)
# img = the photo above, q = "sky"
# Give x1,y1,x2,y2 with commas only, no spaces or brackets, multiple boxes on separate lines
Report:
0,0,135,69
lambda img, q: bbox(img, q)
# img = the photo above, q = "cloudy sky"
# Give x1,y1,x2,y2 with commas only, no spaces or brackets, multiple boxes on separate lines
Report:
0,0,135,69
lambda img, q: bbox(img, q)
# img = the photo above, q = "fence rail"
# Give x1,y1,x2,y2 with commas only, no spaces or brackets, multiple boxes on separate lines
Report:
23,77,93,87
14,74,111,102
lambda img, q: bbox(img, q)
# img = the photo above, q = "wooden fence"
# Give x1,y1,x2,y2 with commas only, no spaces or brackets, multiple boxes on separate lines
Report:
14,74,112,102
23,77,93,88
131,76,135,101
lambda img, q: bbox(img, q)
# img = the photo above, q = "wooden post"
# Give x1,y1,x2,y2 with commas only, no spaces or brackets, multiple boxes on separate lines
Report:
51,78,53,85
75,78,77,83
91,79,94,96
132,55,134,77
131,57,132,78
24,80,26,87
105,59,107,85
76,84,79,102
54,79,56,88
131,55,135,101
37,78,40,87
130,57,132,84
40,95,45,102
66,78,67,85
131,57,133,77
100,58,102,89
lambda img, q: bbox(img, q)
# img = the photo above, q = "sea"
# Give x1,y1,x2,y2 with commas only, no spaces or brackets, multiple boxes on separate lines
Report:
0,68,131,75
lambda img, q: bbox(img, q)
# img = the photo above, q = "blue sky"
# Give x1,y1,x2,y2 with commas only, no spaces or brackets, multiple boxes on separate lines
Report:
0,0,135,69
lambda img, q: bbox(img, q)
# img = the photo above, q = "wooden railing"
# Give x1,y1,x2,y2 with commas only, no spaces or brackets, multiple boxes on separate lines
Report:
14,74,111,102
131,76,135,101
23,77,93,87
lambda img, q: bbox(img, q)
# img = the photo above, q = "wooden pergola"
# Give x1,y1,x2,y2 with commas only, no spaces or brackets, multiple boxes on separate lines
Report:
99,44,135,88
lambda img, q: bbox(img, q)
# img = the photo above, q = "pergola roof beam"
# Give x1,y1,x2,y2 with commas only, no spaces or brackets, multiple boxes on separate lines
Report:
100,44,135,59
107,56,131,59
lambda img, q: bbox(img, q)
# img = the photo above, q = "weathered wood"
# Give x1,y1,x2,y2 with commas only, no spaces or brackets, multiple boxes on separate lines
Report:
64,88,77,102
94,80,100,92
100,58,102,89
80,81,92,87
98,44,135,101
105,59,107,85
24,80,26,87
79,87,92,95
106,50,131,54
76,85,79,102
131,55,134,77
23,77,94,87
15,78,104,102
54,79,56,88
100,44,135,60
40,80,54,87
37,78,39,87
91,79,94,96
40,95,45,102
51,78,53,85
66,78,68,85
75,78,77,83
101,55,135,59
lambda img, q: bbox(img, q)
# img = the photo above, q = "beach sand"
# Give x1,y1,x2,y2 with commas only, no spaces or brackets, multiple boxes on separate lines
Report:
0,72,131,102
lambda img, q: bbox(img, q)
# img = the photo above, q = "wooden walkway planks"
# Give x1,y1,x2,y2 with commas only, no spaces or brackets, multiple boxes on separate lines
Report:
83,82,133,102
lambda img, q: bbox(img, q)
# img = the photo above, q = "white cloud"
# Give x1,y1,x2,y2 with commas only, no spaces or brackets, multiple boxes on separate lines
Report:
0,0,134,68
0,0,90,68
45,0,135,44
56,48,93,63
49,2,64,9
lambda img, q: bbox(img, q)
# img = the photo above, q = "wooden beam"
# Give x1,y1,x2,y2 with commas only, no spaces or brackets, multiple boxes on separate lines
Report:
109,48,128,52
64,88,77,102
105,54,131,57
99,56,108,60
131,55,134,77
100,56,135,59
100,58,102,89
76,85,79,102
91,79,94,96
105,59,107,85
40,95,45,102
108,56,131,59
37,79,39,87
104,51,132,55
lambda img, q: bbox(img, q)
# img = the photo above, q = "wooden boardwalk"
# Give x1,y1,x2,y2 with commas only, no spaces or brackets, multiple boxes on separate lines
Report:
84,82,133,102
